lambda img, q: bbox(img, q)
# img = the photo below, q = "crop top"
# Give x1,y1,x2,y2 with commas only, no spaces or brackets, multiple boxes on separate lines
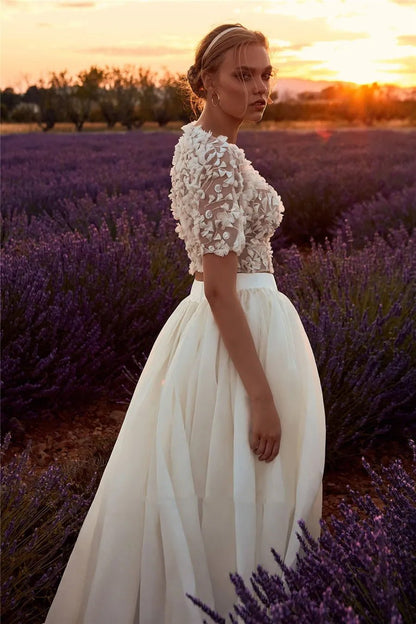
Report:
168,121,285,275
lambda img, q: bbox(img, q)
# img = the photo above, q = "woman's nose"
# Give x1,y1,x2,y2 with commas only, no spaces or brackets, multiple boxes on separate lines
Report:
253,77,268,94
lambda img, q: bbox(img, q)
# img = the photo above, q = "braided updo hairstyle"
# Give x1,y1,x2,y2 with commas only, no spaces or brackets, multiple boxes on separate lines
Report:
185,23,272,115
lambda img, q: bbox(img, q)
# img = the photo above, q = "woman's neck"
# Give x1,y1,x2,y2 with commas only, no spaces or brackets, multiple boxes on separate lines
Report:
194,109,241,144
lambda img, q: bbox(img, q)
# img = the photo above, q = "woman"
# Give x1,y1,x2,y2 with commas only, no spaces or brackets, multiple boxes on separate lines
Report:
45,23,326,624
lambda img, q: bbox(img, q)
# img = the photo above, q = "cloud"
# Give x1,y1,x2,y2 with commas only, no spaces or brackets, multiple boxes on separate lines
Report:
264,13,369,51
398,35,416,46
77,45,191,57
278,43,308,52
378,55,416,75
3,0,96,8
57,2,95,7
272,34,368,54
273,58,332,79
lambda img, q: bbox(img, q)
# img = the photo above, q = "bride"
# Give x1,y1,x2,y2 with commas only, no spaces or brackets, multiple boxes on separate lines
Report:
44,23,326,624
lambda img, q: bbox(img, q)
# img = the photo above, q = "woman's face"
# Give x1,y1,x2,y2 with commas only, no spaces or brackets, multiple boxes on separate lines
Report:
211,43,272,121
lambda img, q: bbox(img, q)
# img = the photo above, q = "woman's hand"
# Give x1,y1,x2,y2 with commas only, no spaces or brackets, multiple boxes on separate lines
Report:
248,395,281,462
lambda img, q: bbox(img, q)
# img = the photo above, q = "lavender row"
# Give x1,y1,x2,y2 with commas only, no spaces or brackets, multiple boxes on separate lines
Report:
190,439,416,623
275,227,416,467
2,130,416,249
2,217,414,465
1,130,415,463
333,183,416,248
1,212,189,421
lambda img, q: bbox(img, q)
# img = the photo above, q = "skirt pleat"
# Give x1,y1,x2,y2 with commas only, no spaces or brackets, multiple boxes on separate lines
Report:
45,272,326,624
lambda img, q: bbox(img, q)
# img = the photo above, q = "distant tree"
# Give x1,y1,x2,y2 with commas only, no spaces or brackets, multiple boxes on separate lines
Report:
22,85,41,107
115,66,139,129
24,78,62,131
72,66,105,130
48,67,104,131
98,65,157,130
1,87,21,117
99,67,121,128
297,91,320,102
0,102,9,121
9,102,38,123
153,71,188,126
135,67,158,127
47,70,73,128
320,84,345,100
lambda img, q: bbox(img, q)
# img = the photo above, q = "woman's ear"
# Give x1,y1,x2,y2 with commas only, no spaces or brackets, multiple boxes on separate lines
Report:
201,70,215,93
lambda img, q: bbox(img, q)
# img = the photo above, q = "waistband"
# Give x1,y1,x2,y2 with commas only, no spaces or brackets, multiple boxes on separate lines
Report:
189,272,277,302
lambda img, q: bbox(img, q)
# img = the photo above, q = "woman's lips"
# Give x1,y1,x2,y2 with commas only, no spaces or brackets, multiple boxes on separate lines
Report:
251,101,266,109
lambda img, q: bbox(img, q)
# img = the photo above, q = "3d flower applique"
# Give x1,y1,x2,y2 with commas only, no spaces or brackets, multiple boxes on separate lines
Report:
216,208,237,228
174,223,184,239
169,123,285,276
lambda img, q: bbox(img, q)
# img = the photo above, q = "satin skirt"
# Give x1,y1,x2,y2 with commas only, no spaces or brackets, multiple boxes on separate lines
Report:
44,272,326,624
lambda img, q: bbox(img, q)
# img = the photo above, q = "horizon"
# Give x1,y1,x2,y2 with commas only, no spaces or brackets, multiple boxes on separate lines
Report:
1,0,416,93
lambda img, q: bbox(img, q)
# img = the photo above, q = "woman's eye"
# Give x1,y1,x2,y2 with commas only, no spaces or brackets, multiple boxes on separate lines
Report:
236,71,272,81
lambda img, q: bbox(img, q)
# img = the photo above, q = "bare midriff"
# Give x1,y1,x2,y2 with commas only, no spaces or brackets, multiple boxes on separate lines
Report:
195,271,273,281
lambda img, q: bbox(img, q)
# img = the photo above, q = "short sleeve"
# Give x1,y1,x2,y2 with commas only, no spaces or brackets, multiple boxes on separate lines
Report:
192,144,245,258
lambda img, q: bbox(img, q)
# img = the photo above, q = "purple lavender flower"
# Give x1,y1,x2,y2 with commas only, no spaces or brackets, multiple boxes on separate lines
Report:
189,439,416,623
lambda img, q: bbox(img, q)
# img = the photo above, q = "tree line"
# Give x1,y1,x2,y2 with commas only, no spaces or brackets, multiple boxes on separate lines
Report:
1,66,188,131
1,65,415,131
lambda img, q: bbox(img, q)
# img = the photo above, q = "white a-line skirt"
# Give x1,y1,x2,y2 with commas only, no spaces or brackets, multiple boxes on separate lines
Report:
44,272,326,624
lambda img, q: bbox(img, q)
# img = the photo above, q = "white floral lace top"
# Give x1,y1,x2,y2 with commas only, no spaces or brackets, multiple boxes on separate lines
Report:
168,121,285,275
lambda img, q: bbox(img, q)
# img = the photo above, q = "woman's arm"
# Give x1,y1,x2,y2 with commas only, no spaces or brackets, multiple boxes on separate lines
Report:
202,251,281,462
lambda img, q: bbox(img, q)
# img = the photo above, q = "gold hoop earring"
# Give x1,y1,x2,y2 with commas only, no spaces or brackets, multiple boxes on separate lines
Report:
211,91,220,107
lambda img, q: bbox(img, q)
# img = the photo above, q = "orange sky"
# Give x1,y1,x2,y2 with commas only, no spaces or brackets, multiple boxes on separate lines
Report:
1,0,415,93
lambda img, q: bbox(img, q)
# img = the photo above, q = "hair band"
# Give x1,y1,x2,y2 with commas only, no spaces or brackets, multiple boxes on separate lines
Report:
202,26,245,61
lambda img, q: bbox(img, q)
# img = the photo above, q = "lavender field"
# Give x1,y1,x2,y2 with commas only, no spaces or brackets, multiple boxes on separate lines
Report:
2,128,416,463
1,128,416,622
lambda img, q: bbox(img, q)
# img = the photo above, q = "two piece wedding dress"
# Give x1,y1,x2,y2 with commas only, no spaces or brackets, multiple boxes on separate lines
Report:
45,121,326,623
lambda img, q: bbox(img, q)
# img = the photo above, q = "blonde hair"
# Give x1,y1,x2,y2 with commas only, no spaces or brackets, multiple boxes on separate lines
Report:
185,23,272,116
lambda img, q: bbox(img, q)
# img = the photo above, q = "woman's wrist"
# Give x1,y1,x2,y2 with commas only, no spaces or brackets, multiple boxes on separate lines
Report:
248,389,274,404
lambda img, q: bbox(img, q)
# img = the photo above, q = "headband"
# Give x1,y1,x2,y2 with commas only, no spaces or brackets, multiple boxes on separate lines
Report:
202,26,245,61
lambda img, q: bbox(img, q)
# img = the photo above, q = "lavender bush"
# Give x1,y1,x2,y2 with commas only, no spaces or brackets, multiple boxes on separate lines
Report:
1,212,189,422
188,438,416,624
275,227,416,466
333,183,416,249
0,432,109,624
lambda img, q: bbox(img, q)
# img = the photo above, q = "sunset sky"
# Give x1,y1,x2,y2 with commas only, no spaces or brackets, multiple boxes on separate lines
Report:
1,0,415,93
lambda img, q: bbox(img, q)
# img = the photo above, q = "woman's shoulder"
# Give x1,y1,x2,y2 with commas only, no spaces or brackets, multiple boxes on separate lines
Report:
175,122,244,172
